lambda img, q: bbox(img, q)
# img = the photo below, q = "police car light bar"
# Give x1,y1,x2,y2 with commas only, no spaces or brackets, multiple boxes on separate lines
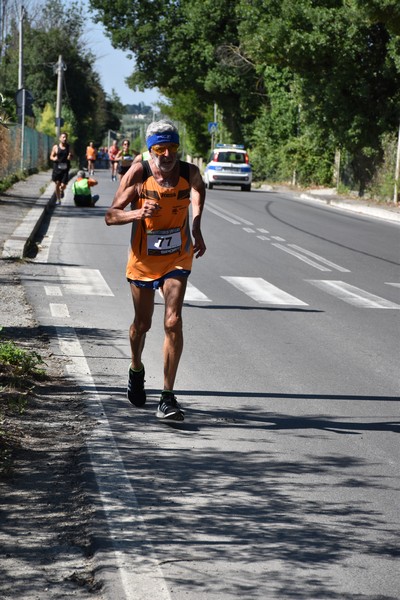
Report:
215,143,245,149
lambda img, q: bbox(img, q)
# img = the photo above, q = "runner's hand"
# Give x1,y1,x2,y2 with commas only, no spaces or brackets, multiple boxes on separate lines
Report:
193,231,206,258
141,201,160,218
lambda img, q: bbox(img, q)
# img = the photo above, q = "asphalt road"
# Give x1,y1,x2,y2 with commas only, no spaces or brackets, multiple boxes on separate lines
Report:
21,170,400,599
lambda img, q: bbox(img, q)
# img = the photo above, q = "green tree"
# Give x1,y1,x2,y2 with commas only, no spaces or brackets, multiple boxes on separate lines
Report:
90,0,259,154
35,103,56,137
0,0,120,158
88,0,400,190
237,0,400,192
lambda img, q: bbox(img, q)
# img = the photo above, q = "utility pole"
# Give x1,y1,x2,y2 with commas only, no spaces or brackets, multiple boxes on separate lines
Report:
18,4,25,171
211,102,217,150
394,122,400,204
55,55,66,138
0,0,8,58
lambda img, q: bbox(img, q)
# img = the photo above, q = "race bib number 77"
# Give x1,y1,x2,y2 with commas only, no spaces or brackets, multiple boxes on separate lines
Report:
147,227,182,255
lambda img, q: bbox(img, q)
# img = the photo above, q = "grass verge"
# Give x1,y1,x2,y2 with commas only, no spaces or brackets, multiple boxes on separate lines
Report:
0,334,46,476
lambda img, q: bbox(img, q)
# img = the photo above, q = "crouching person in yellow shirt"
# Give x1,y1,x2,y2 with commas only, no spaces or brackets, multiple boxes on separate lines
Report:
72,170,99,207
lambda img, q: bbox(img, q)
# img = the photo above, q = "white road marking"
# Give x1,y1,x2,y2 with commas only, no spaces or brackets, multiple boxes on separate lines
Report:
55,326,172,600
386,282,400,288
45,286,62,296
205,201,254,225
184,281,211,302
243,227,256,233
57,266,114,296
271,236,286,241
33,216,60,264
257,228,269,234
272,243,331,271
205,204,242,225
288,244,350,272
50,303,70,318
222,276,308,305
308,280,400,308
257,235,270,241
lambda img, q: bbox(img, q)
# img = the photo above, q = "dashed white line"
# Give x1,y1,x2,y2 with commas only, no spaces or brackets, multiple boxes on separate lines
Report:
50,303,70,318
45,285,62,296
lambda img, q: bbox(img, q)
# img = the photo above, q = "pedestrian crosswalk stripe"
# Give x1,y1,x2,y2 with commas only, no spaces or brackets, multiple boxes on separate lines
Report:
57,267,114,296
221,276,308,306
184,281,211,302
307,280,400,308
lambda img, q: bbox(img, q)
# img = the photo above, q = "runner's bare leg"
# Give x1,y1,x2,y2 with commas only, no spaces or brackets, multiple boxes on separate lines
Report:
161,277,187,391
129,286,155,370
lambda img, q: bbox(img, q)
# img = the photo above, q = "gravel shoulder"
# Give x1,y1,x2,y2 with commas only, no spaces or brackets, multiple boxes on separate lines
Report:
0,258,104,599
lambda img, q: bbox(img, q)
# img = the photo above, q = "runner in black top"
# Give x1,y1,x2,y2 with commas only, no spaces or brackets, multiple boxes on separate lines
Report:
50,132,72,204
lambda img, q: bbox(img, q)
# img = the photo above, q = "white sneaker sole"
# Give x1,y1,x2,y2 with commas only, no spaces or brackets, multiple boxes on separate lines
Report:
156,409,184,422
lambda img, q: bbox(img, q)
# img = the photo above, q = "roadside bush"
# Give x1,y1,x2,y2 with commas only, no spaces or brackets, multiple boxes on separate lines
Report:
366,132,397,202
0,338,45,475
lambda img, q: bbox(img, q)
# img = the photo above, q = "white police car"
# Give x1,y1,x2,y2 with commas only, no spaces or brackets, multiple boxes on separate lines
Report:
204,144,252,191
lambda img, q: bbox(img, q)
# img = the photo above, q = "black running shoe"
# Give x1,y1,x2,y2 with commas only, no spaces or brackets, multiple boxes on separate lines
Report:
156,391,184,421
127,365,146,407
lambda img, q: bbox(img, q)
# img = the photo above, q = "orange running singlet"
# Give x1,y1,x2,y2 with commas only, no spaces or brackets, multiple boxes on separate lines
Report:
86,146,97,160
126,161,193,281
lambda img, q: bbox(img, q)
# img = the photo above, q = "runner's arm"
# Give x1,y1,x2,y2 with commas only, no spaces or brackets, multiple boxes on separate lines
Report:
189,164,206,258
105,163,159,226
49,145,58,161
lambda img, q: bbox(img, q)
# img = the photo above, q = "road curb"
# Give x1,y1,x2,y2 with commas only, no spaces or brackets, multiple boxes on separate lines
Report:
1,182,56,259
299,193,400,223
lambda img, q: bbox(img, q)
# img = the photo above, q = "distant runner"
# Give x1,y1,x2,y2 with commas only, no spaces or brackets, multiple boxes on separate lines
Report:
50,132,73,205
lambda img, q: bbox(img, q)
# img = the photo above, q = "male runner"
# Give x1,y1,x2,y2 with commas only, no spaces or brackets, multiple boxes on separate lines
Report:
105,120,206,421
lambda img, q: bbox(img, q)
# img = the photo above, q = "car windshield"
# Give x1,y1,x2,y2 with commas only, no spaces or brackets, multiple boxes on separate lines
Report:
217,152,245,164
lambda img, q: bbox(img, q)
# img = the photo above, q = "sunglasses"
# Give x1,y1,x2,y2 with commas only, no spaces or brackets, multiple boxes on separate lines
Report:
151,143,179,156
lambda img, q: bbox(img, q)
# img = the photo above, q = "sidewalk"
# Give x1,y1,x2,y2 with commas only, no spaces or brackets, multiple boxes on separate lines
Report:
0,170,56,259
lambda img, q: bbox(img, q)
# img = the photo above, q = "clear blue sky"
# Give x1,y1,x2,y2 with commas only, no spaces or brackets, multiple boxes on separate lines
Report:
81,2,161,107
